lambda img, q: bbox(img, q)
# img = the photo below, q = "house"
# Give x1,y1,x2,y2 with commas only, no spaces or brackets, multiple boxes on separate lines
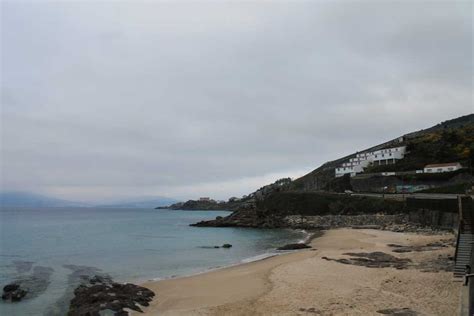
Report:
423,162,462,173
335,146,406,177
199,197,211,201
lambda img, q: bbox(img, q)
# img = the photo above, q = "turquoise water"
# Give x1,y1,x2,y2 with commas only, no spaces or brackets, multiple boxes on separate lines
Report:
0,207,305,315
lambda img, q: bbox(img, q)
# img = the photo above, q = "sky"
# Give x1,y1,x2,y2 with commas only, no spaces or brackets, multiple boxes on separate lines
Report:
1,0,472,202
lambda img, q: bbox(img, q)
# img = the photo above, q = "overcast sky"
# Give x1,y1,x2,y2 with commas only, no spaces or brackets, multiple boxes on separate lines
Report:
1,0,472,202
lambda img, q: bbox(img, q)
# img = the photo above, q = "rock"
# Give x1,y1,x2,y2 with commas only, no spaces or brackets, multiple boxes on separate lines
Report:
377,307,418,315
322,252,412,269
388,240,451,254
89,275,113,284
2,283,28,302
11,289,27,301
351,225,381,229
3,284,19,293
222,244,232,248
68,275,155,316
277,243,311,250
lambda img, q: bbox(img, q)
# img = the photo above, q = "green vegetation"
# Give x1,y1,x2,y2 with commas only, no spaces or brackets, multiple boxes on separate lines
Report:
364,123,474,173
286,114,473,193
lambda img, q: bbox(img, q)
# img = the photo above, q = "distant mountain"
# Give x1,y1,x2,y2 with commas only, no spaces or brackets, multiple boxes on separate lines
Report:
0,192,89,208
96,197,179,208
0,192,179,209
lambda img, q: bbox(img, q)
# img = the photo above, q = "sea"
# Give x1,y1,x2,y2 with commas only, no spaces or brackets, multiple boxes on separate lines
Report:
0,207,306,315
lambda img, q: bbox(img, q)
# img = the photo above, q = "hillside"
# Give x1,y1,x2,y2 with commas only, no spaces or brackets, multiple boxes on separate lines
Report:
0,192,89,208
291,114,474,192
191,114,473,228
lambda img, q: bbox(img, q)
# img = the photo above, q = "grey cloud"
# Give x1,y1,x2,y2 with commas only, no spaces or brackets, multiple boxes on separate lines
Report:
1,1,472,201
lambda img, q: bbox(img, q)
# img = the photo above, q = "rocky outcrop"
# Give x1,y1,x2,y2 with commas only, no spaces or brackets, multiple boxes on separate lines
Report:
277,243,311,250
191,191,466,231
388,240,451,253
157,199,238,211
2,283,27,302
68,275,154,316
160,178,293,211
191,204,266,227
377,308,418,315
191,193,409,229
322,252,412,269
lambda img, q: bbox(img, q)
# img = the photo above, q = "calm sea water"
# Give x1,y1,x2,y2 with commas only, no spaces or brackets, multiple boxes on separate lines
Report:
0,207,305,315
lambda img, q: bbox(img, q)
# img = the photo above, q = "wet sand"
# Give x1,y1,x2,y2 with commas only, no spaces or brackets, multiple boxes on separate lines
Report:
138,228,460,315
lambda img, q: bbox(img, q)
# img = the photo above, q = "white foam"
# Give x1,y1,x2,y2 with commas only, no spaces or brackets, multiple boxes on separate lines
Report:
240,252,278,263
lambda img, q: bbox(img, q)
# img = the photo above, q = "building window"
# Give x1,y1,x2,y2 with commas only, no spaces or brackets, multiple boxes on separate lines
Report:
437,168,442,172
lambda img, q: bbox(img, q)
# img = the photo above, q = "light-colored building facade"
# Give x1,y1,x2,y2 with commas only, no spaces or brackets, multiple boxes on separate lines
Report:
423,162,462,173
335,146,406,177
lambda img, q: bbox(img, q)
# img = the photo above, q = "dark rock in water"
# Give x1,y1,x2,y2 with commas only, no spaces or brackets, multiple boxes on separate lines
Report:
45,265,105,316
277,243,311,250
377,307,418,315
3,283,19,292
11,289,27,302
89,275,113,285
1,265,54,302
68,275,155,316
2,283,27,302
222,244,232,248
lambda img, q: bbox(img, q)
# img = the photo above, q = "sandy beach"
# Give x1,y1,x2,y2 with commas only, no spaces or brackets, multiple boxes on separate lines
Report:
138,228,460,316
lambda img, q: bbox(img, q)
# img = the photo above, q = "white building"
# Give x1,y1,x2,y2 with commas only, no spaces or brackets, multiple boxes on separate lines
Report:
335,146,406,177
423,162,462,174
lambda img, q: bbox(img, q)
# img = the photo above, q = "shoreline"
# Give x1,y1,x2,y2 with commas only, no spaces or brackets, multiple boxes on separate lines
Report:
137,228,459,316
139,228,315,284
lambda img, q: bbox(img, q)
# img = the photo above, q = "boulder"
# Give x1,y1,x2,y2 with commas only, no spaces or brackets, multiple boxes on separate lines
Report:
2,283,28,302
68,275,155,316
277,243,311,250
3,284,19,293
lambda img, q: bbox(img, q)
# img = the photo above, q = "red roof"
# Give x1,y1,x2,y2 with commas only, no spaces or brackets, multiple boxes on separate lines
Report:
425,162,461,168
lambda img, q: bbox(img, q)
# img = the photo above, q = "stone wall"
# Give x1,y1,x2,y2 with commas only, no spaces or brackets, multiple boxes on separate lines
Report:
282,214,408,229
282,209,459,230
408,209,458,230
